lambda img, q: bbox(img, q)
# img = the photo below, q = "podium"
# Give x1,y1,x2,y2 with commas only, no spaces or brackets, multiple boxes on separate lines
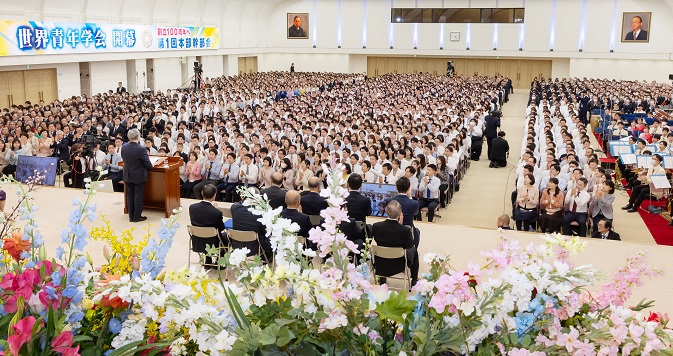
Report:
121,156,183,218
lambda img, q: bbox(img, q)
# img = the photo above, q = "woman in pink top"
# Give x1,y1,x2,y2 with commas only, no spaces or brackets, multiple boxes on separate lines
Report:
180,152,203,198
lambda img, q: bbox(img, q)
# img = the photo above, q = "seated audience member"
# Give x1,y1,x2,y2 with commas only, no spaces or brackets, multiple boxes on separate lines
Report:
497,214,513,230
101,142,124,192
489,131,509,168
300,177,329,215
562,177,591,237
280,190,312,239
622,154,667,213
371,201,419,287
386,177,421,246
260,172,288,210
216,152,239,202
181,152,202,198
230,186,273,262
417,164,441,222
193,148,223,200
590,180,615,228
239,153,259,188
514,173,539,231
345,173,372,224
188,184,226,267
591,219,621,240
538,177,565,233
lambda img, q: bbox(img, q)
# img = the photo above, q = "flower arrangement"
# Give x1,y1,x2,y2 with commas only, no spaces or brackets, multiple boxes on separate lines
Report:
0,166,672,355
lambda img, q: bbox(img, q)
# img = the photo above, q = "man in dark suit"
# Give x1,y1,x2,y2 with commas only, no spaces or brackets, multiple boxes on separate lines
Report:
371,201,418,287
280,190,312,238
189,184,227,266
484,111,501,161
591,219,621,240
260,172,287,209
385,177,420,249
300,177,328,215
121,128,155,222
230,187,273,261
345,173,372,224
288,16,307,38
116,82,127,94
50,130,70,172
489,131,509,168
624,16,648,41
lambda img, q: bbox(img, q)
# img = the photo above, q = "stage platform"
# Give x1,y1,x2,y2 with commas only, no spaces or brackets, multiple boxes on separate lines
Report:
7,185,673,315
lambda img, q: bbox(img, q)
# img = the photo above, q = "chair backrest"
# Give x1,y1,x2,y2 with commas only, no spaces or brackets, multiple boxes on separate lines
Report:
371,245,405,259
308,214,322,226
59,160,70,173
188,225,219,239
227,229,258,243
98,179,114,193
218,207,232,219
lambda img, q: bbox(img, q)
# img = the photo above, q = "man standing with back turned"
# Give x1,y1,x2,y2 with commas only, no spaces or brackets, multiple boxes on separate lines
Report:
121,129,154,222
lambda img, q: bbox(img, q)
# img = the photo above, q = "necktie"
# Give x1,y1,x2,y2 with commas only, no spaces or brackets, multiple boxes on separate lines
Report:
426,179,431,198
602,234,607,239
245,165,249,187
384,176,388,184
224,164,229,184
572,194,578,213
207,162,212,180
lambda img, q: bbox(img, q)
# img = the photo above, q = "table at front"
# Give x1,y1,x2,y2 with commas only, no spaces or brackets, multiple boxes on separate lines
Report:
122,156,183,218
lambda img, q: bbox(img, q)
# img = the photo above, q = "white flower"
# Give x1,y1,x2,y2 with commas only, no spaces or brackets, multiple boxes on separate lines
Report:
229,248,250,267
27,293,45,315
423,253,440,264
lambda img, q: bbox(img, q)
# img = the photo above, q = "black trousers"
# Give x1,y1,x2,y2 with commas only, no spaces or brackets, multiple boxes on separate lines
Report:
486,136,494,160
125,181,145,221
629,184,650,209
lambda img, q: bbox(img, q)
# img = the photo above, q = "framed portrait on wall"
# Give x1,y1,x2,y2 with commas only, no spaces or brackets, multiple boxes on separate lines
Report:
621,12,651,42
287,13,309,39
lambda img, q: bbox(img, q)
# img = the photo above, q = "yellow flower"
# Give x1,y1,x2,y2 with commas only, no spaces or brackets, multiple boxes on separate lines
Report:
81,299,94,311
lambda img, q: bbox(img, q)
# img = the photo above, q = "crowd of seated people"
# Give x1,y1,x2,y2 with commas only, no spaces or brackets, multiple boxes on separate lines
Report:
0,70,514,276
517,77,673,234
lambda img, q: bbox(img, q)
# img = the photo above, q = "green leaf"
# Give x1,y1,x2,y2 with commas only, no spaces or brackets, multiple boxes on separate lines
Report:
375,291,417,324
260,323,280,346
275,318,295,327
277,327,295,347
521,334,532,348
72,335,94,343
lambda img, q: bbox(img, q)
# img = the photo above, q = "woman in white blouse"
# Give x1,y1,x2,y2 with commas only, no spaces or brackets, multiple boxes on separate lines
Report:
294,159,314,191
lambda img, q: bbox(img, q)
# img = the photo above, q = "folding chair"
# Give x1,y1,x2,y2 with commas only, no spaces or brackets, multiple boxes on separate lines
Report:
370,244,411,292
227,229,271,265
217,206,232,219
57,161,70,187
187,225,226,269
98,179,115,193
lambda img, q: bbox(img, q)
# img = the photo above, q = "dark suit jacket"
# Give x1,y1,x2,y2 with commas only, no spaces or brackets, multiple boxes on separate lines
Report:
300,192,329,215
120,141,153,183
51,138,70,162
109,126,126,140
484,115,501,138
260,185,287,210
288,26,307,37
280,208,312,238
346,191,372,223
230,202,267,254
591,230,621,241
116,86,126,93
372,219,414,276
386,195,419,227
490,137,509,162
624,30,648,41
189,201,225,252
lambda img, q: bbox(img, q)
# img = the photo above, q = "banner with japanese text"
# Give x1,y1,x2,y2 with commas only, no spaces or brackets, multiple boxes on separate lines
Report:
0,20,219,56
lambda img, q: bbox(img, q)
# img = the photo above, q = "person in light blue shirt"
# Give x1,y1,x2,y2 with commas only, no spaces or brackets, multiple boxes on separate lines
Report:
216,152,240,202
193,148,223,200
101,143,124,192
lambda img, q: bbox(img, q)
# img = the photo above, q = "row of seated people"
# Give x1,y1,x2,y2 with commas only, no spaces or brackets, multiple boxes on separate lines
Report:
496,213,620,240
188,173,424,286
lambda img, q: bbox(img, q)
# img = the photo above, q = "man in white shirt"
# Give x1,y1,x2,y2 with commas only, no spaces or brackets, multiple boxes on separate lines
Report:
562,177,591,237
239,153,259,187
216,152,240,202
378,163,397,185
417,164,441,222
361,160,378,183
